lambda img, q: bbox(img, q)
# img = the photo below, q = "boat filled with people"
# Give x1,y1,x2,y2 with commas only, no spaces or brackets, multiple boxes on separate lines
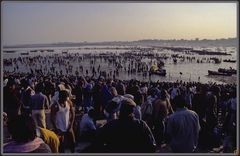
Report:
208,70,232,76
20,52,29,56
149,64,167,76
223,59,236,63
218,68,237,74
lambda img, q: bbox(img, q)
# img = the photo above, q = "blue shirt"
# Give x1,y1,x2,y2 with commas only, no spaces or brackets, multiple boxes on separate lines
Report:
30,93,49,110
167,108,200,153
79,114,96,133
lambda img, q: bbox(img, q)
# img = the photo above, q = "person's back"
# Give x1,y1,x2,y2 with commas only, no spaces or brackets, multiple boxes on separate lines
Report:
3,115,51,153
192,92,206,119
3,81,21,120
116,82,125,95
79,112,96,134
31,92,48,110
30,84,49,128
94,98,156,153
205,91,218,131
170,86,178,100
73,82,83,112
152,99,168,145
97,118,156,153
167,95,200,153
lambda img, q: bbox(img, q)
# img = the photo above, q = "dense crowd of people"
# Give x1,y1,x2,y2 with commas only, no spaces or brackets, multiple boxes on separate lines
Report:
3,72,237,153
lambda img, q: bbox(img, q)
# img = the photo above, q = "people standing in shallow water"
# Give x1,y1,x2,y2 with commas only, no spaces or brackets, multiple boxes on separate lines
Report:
2,62,237,154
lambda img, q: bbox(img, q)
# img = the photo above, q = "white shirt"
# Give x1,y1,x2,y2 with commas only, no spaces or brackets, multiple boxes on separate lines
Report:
55,102,70,132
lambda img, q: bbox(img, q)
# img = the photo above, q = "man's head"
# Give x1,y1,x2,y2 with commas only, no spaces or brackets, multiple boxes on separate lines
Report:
107,79,113,87
88,109,97,120
35,83,43,93
7,78,16,90
119,98,136,119
57,83,66,91
105,98,121,115
160,89,168,100
7,115,36,143
59,90,69,103
173,95,186,108
110,87,118,96
211,86,221,96
20,79,29,89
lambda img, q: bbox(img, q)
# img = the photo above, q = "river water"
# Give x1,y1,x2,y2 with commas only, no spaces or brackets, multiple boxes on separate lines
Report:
2,45,237,84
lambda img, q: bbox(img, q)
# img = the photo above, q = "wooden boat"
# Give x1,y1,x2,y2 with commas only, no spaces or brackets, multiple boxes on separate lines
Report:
223,59,236,63
150,69,167,76
149,65,167,76
218,68,237,74
215,59,221,64
4,50,16,53
20,52,29,56
30,50,38,52
47,49,54,52
208,70,232,76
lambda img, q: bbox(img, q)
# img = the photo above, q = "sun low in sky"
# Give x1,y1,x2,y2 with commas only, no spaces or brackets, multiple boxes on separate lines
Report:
2,2,237,46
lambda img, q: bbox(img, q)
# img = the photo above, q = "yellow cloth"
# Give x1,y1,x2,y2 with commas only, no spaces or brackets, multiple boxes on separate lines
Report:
39,128,60,153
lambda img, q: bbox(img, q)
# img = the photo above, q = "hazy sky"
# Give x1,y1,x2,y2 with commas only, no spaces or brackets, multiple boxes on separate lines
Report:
2,2,237,45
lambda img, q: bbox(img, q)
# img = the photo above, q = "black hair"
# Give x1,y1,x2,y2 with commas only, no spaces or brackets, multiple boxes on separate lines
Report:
119,100,135,119
20,79,29,88
105,100,119,113
173,95,186,108
88,109,96,119
7,78,16,87
7,115,36,143
160,89,167,100
59,90,69,101
35,83,43,93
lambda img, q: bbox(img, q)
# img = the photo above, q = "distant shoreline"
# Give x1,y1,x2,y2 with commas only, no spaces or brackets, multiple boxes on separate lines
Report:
3,38,237,49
